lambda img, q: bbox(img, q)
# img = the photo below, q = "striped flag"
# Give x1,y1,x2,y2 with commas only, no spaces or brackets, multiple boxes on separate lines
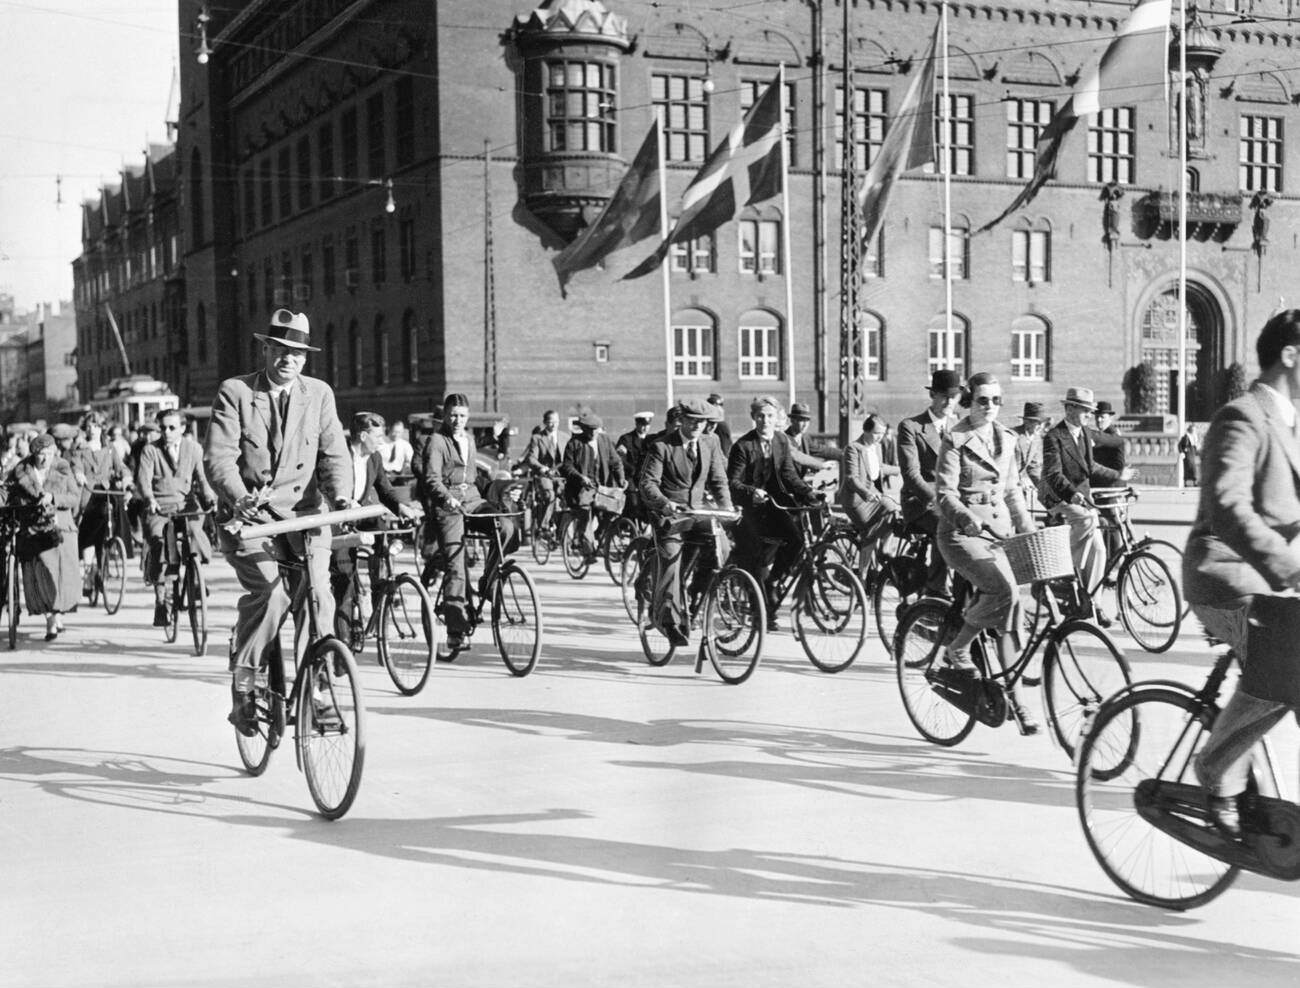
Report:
552,122,662,295
977,0,1171,233
624,73,783,280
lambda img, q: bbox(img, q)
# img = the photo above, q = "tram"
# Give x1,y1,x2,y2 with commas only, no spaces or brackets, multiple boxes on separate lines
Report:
89,375,179,430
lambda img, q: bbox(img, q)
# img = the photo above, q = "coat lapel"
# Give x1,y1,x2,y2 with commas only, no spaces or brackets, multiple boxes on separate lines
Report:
963,429,999,471
922,417,942,455
1254,387,1300,483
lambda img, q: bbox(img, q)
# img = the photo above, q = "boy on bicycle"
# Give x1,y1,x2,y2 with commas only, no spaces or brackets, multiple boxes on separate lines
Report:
560,411,625,556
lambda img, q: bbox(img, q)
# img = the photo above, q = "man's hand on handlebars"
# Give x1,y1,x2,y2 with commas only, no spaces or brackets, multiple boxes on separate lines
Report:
752,489,770,504
1120,467,1137,482
397,503,419,520
335,497,358,511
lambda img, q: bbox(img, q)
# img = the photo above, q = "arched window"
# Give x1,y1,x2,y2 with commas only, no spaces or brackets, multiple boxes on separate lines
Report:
1011,220,1051,283
374,314,389,386
349,319,362,389
1010,314,1050,382
737,309,782,381
324,323,337,386
402,309,419,383
859,310,884,382
189,148,205,246
671,307,717,379
927,312,968,378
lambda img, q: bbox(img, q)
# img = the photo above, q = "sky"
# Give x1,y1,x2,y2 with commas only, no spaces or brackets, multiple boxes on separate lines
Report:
0,0,180,313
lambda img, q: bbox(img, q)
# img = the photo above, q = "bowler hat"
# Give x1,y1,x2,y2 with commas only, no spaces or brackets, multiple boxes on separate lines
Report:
679,397,722,422
789,402,812,420
927,370,963,394
707,392,725,405
254,309,321,351
1094,400,1116,416
576,411,603,430
1020,402,1045,421
1062,386,1097,411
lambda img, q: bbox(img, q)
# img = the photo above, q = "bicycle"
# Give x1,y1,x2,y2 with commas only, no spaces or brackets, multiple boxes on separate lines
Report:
893,524,1131,758
423,509,543,676
228,503,383,820
333,523,436,696
523,475,562,566
157,509,213,657
83,488,129,615
0,507,21,650
1075,632,1297,910
560,486,638,586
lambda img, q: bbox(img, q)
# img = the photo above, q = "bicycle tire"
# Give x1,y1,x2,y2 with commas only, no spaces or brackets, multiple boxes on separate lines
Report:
163,576,180,644
871,572,908,660
894,599,977,746
704,566,766,685
6,549,17,650
1075,686,1239,910
490,563,543,676
530,516,552,565
795,560,869,673
560,518,591,580
235,661,284,777
620,536,650,625
1117,549,1183,653
1042,619,1132,760
185,560,208,656
603,516,638,587
86,556,100,607
333,575,365,655
378,574,435,694
102,537,127,615
297,638,366,820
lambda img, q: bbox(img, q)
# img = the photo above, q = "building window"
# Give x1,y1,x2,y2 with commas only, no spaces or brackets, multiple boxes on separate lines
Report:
394,76,415,167
248,268,258,316
864,231,884,278
1011,228,1050,283
547,61,616,153
399,218,416,281
196,302,207,363
930,93,974,176
190,149,205,244
349,320,362,388
324,323,337,386
1186,167,1201,192
345,229,359,289
1088,106,1135,184
652,73,709,163
374,315,389,386
300,248,314,302
593,342,611,363
371,226,387,285
672,309,716,379
860,311,883,381
669,233,715,275
263,259,274,311
1010,315,1050,381
739,219,780,275
928,226,969,280
318,122,335,200
1240,114,1283,192
276,146,292,219
402,309,419,383
738,311,782,380
341,106,359,188
243,169,256,234
322,239,336,296
366,92,386,180
835,85,887,171
743,79,796,164
927,315,968,378
1006,98,1054,180
296,137,313,212
259,158,272,226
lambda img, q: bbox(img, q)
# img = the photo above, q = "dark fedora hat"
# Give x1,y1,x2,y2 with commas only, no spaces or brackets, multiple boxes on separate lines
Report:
255,309,321,351
927,369,963,394
789,402,812,420
1020,401,1046,421
1094,400,1117,416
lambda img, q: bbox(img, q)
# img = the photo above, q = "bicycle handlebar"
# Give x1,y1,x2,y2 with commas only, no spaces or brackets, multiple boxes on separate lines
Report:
230,503,388,540
669,507,742,522
89,488,130,497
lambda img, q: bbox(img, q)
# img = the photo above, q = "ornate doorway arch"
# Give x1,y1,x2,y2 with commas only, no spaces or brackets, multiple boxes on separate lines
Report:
1138,281,1225,419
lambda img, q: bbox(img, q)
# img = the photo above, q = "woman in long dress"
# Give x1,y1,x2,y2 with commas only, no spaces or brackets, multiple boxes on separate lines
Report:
9,434,81,640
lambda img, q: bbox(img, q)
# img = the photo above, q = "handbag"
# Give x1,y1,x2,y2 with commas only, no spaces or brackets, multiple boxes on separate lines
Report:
15,505,62,562
593,485,626,515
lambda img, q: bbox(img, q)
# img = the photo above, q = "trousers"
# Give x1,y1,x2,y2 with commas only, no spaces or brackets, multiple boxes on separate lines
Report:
1046,501,1106,593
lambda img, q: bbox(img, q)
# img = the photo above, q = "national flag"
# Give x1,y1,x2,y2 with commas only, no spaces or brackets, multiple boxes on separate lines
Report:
552,123,662,295
977,0,1171,233
624,73,783,281
857,19,939,249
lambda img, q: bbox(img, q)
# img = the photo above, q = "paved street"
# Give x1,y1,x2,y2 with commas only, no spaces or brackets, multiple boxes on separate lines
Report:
1,529,1297,988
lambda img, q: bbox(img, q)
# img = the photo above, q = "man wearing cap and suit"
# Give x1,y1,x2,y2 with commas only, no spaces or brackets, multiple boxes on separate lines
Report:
561,411,626,552
897,370,964,594
615,412,655,481
706,393,733,456
1041,386,1134,598
785,401,828,478
1012,402,1047,511
1089,400,1126,474
523,410,567,530
205,308,350,737
640,397,733,645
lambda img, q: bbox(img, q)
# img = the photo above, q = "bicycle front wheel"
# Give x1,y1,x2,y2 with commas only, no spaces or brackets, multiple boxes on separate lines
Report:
6,550,18,649
1076,687,1238,910
894,599,976,746
378,574,435,695
603,516,638,587
530,515,552,565
187,560,208,657
794,561,869,673
1117,549,1183,653
620,536,651,625
492,564,543,676
102,537,127,615
235,663,284,777
1042,620,1131,759
704,566,766,685
297,639,366,820
163,577,180,644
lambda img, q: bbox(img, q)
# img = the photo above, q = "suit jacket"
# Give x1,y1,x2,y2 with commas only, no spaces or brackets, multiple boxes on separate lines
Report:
897,411,949,523
523,430,568,473
727,429,812,509
615,429,650,481
351,447,403,519
785,427,827,476
1090,426,1126,473
935,420,1034,538
560,433,625,499
640,430,731,514
137,437,215,514
1184,383,1300,605
418,430,482,511
1040,420,1123,508
709,419,733,457
839,437,899,513
1012,425,1044,489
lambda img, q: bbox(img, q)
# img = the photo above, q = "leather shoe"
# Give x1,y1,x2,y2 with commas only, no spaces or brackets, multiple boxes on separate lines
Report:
1008,693,1040,736
153,602,170,628
1205,791,1243,839
664,624,690,648
437,633,466,662
767,616,780,633
1093,608,1113,629
228,690,258,738
943,645,977,675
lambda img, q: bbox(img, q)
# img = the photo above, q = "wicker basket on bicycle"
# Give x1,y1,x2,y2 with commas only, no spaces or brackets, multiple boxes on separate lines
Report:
1000,526,1074,585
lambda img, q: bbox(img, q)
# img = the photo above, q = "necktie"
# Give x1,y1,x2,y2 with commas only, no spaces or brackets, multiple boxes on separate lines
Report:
688,440,698,466
277,390,290,436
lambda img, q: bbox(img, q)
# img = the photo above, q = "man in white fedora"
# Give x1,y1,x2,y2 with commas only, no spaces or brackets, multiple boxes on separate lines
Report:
1040,386,1134,612
205,308,350,736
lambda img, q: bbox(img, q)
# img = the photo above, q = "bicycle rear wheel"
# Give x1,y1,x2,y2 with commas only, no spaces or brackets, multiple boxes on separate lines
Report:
704,566,766,685
560,518,590,580
378,574,435,695
1076,687,1238,910
794,561,869,673
872,572,909,660
620,536,651,624
1117,549,1183,653
163,576,180,644
1042,620,1131,759
101,537,126,615
333,575,365,654
492,563,543,676
603,516,638,587
235,661,284,777
187,560,208,657
894,599,977,746
530,515,552,565
297,638,366,820
6,550,18,649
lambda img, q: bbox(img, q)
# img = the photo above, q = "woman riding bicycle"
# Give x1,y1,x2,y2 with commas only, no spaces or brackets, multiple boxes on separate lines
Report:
934,371,1040,734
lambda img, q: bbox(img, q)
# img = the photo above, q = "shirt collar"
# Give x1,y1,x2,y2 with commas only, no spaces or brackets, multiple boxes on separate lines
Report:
1258,382,1297,428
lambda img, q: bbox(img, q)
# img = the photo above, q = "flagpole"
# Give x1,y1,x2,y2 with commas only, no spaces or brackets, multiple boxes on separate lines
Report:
779,64,797,410
941,2,954,360
1176,0,1187,489
656,109,674,410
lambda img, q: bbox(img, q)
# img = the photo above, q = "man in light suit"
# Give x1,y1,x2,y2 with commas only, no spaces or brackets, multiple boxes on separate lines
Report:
897,369,963,594
205,309,350,736
640,398,733,645
560,411,625,552
523,409,567,529
840,414,900,574
1187,310,1300,836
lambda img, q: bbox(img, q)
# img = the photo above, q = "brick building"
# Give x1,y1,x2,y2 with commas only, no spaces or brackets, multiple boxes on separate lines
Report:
143,0,1300,434
24,302,79,423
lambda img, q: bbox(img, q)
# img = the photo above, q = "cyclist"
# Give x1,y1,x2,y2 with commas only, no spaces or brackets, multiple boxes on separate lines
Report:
70,411,127,593
705,393,732,455
640,397,732,646
840,414,900,573
136,407,216,627
522,409,567,532
935,372,1039,733
560,411,625,556
419,392,520,659
898,370,963,596
1185,309,1300,836
1011,401,1046,513
784,401,828,479
729,395,820,631
616,411,655,523
205,309,350,737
